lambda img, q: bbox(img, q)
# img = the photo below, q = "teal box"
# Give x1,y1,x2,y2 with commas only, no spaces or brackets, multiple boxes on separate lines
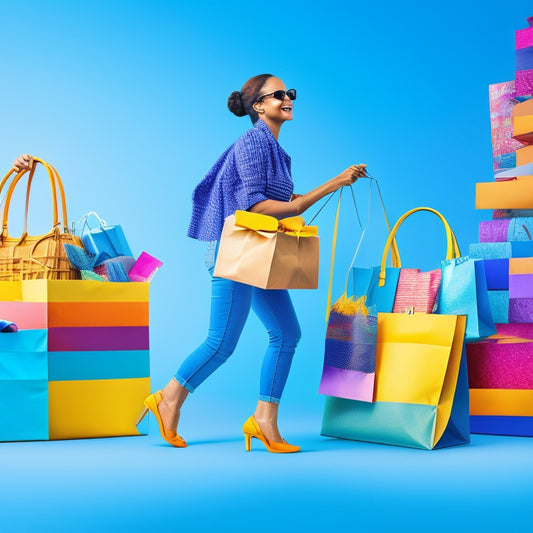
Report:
48,350,150,381
469,242,533,260
0,330,49,442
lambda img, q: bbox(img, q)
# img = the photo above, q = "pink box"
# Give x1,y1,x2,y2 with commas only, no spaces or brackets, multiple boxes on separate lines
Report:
515,17,533,50
515,70,533,98
128,252,163,282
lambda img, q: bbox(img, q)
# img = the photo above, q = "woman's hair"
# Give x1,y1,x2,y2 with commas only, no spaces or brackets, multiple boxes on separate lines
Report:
227,74,273,124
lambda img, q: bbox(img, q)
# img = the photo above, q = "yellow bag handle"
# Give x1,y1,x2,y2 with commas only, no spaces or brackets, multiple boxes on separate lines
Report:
378,207,461,287
1,158,70,240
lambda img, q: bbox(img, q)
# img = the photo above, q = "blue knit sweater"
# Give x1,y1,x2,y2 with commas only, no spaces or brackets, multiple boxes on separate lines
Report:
187,119,294,241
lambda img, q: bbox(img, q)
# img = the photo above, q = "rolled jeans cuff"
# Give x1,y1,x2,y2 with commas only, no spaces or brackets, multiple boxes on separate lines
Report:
259,394,280,405
174,374,195,393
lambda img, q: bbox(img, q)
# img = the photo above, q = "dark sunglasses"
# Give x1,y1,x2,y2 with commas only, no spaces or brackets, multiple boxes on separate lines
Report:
255,89,297,103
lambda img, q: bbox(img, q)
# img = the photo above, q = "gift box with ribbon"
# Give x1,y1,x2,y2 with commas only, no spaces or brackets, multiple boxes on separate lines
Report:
213,210,319,289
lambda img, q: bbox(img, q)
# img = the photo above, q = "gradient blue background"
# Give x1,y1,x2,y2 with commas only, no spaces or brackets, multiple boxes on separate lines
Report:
1,2,532,532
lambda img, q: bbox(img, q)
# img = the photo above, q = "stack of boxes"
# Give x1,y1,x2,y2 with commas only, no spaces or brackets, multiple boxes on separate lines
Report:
467,18,533,436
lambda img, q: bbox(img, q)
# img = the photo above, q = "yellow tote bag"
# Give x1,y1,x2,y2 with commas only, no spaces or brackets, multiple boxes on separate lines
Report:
322,313,470,449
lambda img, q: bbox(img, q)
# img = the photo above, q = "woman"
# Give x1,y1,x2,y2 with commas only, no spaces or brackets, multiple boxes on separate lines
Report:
140,73,367,453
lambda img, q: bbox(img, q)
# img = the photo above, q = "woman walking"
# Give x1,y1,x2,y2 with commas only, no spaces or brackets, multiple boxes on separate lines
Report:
142,74,367,452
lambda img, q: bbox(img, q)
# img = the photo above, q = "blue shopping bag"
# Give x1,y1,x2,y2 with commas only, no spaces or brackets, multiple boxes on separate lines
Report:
76,212,133,265
0,329,49,441
352,266,400,312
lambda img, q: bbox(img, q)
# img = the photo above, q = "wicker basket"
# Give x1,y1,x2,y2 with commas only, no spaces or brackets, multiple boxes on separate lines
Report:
0,158,82,281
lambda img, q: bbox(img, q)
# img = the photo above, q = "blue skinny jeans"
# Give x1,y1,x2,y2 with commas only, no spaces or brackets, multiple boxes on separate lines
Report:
174,244,301,404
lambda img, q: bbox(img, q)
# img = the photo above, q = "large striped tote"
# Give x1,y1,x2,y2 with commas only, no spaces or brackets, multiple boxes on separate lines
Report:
321,313,470,450
0,279,150,440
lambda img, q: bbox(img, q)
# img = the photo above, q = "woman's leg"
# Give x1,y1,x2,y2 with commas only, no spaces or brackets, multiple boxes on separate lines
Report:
158,274,253,433
251,289,301,442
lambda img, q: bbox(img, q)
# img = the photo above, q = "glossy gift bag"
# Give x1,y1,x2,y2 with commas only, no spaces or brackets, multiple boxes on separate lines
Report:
214,210,319,289
322,313,470,449
76,212,133,265
0,329,49,441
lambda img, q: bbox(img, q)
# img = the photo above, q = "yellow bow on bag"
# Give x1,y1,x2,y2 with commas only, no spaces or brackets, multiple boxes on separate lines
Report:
234,210,318,237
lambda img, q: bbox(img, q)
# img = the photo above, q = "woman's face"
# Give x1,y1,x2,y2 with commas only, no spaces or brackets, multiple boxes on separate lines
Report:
254,77,294,124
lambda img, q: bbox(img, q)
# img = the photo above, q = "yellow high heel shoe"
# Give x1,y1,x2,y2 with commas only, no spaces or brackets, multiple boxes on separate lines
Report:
242,416,300,453
137,390,187,448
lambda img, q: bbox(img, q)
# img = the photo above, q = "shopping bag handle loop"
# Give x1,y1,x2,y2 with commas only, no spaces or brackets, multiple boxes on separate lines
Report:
326,175,400,321
378,206,461,287
0,158,70,240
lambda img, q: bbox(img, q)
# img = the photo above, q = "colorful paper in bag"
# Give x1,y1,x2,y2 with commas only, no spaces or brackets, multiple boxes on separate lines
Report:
319,297,377,403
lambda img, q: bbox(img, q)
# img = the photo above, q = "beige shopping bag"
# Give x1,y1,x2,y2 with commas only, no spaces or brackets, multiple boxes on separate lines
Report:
214,210,319,289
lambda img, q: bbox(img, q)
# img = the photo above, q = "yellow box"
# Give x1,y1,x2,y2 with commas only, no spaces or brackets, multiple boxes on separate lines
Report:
48,377,150,439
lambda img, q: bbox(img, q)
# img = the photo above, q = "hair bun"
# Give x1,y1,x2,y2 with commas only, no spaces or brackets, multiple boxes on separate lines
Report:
227,91,247,117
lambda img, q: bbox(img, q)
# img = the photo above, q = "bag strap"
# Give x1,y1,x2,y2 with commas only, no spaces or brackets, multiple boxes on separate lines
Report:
1,158,69,239
325,176,400,321
75,211,108,235
378,206,461,288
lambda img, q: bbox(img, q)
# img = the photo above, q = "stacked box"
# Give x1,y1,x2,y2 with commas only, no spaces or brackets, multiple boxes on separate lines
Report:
469,17,533,436
0,280,150,441
467,324,533,436
515,17,533,99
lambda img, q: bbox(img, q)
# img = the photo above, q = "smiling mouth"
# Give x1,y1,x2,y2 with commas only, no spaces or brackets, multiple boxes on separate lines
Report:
281,106,292,111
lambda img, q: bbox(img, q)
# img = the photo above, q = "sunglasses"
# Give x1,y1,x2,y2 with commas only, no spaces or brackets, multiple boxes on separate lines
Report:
255,89,297,103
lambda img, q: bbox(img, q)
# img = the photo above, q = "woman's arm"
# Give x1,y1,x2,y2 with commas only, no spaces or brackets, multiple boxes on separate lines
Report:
249,164,366,219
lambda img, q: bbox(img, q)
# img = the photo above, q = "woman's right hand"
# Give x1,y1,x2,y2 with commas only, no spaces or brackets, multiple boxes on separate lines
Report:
332,164,367,190
13,154,34,172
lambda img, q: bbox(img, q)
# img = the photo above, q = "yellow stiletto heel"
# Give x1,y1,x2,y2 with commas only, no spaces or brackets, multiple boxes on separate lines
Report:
244,432,252,452
135,406,149,428
144,390,187,448
242,416,300,454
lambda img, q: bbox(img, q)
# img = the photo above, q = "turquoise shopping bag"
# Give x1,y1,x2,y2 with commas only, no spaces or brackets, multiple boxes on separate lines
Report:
0,330,49,441
438,256,496,342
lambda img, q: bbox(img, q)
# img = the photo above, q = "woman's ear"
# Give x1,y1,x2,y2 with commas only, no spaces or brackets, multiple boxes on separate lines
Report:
253,103,264,114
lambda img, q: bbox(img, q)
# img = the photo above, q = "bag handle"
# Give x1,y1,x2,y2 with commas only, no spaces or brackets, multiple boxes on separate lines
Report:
75,211,108,235
1,158,69,240
378,206,461,288
326,176,400,321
